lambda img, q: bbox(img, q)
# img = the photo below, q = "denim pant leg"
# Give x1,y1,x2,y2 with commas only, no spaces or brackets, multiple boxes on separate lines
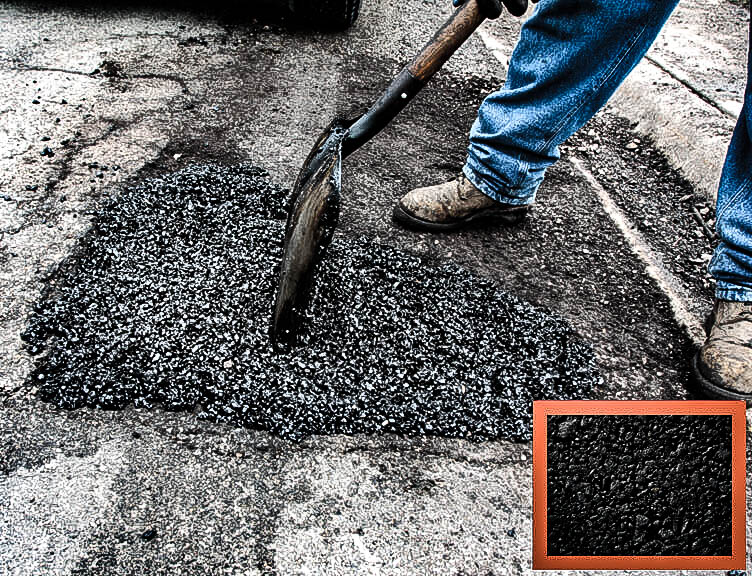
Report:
464,0,679,205
708,19,752,302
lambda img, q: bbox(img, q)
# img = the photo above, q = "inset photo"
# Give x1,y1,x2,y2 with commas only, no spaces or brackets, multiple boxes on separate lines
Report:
532,400,746,571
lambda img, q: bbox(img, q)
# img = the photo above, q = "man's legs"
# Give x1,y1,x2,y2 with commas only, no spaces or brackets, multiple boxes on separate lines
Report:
396,0,752,396
465,0,679,205
708,17,752,303
695,18,752,399
396,0,680,230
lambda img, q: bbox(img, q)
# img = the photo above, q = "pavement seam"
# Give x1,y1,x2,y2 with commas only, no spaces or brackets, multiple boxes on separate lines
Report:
477,28,510,66
570,156,706,348
644,54,740,120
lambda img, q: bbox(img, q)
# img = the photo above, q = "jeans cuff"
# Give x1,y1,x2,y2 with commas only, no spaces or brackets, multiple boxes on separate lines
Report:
715,282,752,303
462,163,537,207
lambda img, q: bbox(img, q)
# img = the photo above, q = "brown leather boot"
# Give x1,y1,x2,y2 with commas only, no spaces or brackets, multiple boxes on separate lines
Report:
393,175,529,232
694,300,752,401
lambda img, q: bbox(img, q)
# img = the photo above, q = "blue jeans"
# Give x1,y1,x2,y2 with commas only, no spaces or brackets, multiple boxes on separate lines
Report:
463,0,752,302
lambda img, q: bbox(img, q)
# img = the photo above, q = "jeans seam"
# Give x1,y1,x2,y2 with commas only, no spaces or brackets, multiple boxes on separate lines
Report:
535,23,650,154
715,284,752,302
513,156,530,189
463,164,536,205
717,285,752,292
716,176,752,222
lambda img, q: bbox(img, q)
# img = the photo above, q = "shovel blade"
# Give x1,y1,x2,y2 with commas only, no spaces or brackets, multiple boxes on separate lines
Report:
270,120,349,346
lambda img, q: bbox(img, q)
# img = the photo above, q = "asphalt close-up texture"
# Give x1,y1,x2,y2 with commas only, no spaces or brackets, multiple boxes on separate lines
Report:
2,0,751,574
547,415,733,556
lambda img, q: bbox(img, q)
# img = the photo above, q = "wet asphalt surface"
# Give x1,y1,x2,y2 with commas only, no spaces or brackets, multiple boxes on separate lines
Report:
1,1,750,574
547,415,732,556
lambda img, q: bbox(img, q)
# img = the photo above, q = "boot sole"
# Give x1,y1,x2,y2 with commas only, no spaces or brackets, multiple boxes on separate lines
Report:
392,203,528,232
692,353,752,402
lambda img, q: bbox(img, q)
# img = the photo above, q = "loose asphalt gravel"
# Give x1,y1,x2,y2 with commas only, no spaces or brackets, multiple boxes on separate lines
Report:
22,163,599,441
547,414,732,556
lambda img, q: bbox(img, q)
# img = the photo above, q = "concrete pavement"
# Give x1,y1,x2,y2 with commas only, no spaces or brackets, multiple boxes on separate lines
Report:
611,0,748,201
1,0,749,574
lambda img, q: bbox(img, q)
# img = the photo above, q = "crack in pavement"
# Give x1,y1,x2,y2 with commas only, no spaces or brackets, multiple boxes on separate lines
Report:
645,54,741,121
13,64,103,78
14,64,193,96
2,142,32,161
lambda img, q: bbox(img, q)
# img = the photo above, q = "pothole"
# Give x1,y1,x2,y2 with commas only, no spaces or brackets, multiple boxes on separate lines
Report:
22,163,600,441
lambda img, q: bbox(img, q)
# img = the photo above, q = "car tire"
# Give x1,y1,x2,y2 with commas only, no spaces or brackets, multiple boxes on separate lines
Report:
290,0,361,30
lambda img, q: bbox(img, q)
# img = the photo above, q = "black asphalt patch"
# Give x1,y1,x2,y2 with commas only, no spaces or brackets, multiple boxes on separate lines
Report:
547,414,732,556
22,164,599,441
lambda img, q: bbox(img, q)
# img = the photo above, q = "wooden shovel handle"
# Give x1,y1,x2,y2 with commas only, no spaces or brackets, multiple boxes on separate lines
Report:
409,0,497,82
343,0,504,158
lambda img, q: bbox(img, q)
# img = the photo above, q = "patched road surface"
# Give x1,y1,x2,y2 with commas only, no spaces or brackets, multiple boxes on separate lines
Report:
1,1,749,574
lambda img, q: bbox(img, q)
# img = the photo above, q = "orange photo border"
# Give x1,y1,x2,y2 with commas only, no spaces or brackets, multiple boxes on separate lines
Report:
532,400,746,570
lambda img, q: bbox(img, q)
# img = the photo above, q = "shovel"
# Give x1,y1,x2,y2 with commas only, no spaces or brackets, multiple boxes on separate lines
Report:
271,0,522,345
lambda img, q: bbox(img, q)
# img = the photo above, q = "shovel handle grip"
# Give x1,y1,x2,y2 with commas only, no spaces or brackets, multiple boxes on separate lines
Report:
343,0,501,158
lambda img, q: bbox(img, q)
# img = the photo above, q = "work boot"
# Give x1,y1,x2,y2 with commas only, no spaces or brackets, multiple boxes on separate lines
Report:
694,300,752,401
393,175,529,231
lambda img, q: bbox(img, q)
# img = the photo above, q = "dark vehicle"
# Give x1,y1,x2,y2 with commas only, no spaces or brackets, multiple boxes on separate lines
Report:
288,0,361,29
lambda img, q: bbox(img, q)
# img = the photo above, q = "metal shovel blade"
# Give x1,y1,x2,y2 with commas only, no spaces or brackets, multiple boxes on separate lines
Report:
269,0,504,347
270,120,349,346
